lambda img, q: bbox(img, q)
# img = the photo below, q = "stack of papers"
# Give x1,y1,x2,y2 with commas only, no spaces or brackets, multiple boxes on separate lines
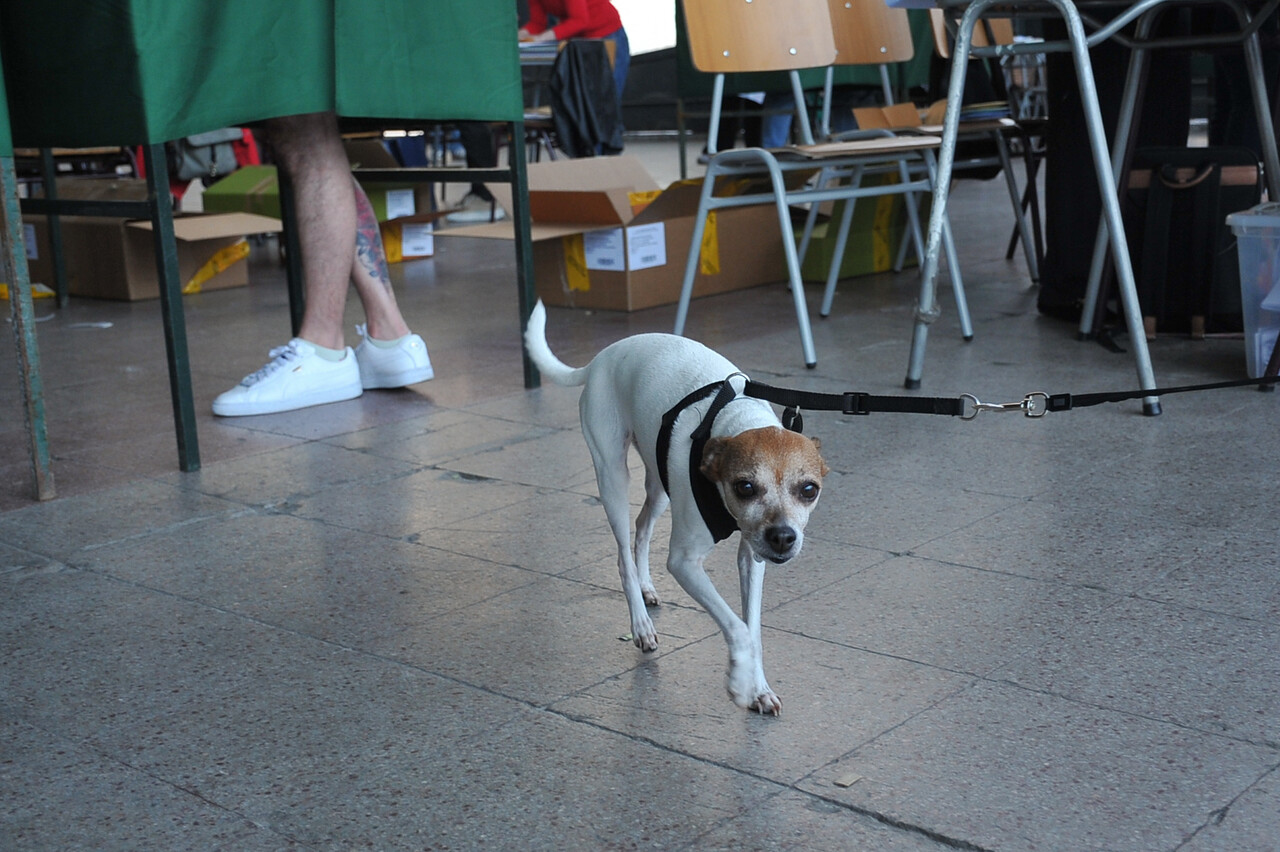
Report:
960,101,1012,121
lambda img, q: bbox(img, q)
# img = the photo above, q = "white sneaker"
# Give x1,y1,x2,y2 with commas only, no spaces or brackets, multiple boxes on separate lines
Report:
212,339,363,417
445,192,506,224
354,324,435,389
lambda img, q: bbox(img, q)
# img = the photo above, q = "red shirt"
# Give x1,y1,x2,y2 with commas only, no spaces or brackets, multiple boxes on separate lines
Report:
526,0,624,40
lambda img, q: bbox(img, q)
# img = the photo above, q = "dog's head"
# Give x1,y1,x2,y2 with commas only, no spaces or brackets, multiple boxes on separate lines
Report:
701,427,829,564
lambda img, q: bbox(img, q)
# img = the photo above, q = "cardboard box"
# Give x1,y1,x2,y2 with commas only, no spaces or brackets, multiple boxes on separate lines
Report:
59,212,281,300
22,216,54,290
202,141,435,223
343,138,437,222
22,179,281,300
800,177,928,282
202,165,282,219
380,212,447,263
443,156,789,311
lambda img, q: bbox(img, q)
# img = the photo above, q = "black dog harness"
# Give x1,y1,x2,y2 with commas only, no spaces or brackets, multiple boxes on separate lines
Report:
655,377,749,543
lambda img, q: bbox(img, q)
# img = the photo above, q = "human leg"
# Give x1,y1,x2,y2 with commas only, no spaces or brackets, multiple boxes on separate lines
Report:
446,122,504,223
266,111,359,351
456,121,497,201
347,167,433,387
213,112,428,417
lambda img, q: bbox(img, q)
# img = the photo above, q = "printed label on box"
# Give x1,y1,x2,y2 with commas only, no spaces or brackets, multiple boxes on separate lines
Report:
584,228,626,271
625,222,666,271
385,188,416,220
401,223,434,257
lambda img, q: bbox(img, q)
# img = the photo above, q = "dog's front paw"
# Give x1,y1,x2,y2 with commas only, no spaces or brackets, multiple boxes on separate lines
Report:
642,586,660,608
726,665,781,717
631,613,659,652
751,691,782,716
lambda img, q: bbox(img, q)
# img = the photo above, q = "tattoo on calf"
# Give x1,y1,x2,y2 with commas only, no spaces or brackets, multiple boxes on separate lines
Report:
353,181,392,287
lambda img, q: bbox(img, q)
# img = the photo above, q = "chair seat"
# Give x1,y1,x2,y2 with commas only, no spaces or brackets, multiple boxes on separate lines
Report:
788,135,943,158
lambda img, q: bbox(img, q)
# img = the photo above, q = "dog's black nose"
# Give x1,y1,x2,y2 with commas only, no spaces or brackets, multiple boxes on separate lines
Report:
766,526,797,554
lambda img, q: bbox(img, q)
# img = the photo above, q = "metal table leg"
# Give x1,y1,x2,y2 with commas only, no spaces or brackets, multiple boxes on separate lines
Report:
908,0,1160,414
141,143,201,471
2,153,54,500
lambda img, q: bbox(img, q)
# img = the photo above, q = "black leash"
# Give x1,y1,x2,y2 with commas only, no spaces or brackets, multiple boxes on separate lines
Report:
745,374,1279,429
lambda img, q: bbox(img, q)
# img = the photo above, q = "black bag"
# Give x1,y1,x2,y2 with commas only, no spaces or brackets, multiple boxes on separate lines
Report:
166,127,243,182
1124,146,1262,337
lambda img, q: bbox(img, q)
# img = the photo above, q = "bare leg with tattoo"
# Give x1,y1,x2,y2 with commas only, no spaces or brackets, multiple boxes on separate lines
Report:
212,111,433,417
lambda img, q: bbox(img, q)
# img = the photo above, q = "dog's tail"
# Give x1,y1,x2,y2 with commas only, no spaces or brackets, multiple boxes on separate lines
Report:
523,300,588,387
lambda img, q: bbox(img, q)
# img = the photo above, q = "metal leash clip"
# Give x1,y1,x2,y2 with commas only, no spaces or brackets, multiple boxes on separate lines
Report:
959,392,1050,420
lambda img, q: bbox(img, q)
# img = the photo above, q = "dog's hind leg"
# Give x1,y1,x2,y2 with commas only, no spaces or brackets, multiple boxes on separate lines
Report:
584,429,659,653
631,466,668,608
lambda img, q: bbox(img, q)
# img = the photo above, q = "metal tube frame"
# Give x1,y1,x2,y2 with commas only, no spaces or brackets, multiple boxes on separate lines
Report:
909,0,1162,415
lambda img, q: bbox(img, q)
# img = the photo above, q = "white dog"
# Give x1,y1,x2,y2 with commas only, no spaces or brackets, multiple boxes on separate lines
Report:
524,302,828,715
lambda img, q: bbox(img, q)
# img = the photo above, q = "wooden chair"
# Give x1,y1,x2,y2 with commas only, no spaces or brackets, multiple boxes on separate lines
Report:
675,0,965,368
800,0,969,326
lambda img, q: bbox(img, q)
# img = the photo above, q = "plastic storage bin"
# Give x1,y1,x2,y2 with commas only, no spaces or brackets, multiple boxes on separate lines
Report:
1226,202,1280,377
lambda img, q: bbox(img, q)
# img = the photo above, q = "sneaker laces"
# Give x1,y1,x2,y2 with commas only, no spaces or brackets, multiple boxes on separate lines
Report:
240,340,303,388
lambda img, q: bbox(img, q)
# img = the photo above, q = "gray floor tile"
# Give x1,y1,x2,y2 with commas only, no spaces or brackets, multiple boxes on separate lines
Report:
0,479,241,561
283,466,536,539
1,720,294,852
800,680,1277,852
409,486,620,573
690,790,956,851
372,574,718,708
996,594,1280,744
769,554,1117,677
68,510,540,645
552,627,972,784
1178,767,1280,852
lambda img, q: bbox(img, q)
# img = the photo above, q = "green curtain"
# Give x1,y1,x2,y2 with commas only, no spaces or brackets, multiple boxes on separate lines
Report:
0,0,523,148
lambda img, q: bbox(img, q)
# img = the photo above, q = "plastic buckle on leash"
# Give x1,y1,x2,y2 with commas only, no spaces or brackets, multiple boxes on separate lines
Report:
842,392,870,415
959,392,1049,420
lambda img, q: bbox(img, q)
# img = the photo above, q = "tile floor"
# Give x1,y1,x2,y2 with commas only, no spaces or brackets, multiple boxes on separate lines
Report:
1,137,1277,851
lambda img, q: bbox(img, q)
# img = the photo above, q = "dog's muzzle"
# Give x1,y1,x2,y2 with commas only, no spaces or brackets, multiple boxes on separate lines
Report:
763,525,798,563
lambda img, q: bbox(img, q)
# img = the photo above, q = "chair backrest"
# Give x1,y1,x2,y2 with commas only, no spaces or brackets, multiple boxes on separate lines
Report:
929,9,1015,60
828,0,915,67
682,0,837,74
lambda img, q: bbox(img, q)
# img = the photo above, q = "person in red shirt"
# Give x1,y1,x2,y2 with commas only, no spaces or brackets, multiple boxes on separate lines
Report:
520,0,630,115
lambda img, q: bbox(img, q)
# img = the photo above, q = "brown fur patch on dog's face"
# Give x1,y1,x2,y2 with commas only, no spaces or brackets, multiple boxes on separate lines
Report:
701,427,828,562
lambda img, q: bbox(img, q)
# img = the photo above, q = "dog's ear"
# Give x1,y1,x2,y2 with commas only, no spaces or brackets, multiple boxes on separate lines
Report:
700,437,729,479
810,437,830,477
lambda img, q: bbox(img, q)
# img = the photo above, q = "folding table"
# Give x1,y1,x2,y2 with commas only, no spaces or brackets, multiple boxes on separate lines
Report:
0,0,535,484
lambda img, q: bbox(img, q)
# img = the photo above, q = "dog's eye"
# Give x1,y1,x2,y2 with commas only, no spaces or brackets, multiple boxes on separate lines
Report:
733,480,757,499
797,481,820,502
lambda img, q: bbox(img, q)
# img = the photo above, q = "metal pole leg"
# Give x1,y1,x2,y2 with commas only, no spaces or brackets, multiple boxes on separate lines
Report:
509,119,540,389
905,0,980,389
2,155,54,500
142,143,202,470
1079,15,1152,338
1051,0,1160,414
